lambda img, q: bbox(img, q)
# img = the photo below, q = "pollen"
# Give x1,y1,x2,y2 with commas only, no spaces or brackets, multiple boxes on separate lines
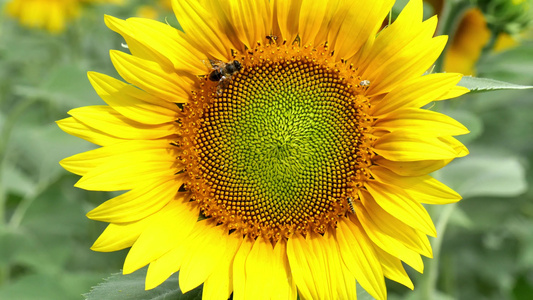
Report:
180,43,374,243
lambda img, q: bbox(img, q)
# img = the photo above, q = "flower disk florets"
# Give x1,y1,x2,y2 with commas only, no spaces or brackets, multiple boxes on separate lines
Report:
180,44,374,242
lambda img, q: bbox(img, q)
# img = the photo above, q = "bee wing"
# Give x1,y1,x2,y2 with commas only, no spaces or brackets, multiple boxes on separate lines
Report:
202,59,225,70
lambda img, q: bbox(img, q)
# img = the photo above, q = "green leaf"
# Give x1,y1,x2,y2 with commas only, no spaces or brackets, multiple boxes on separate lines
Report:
439,151,527,199
512,274,533,300
458,76,533,93
1,163,36,196
85,267,202,300
11,122,96,183
0,228,32,266
12,65,102,109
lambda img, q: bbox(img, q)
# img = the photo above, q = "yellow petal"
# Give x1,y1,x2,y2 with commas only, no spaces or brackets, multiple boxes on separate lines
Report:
172,0,234,60
312,0,344,44
110,50,192,103
68,106,177,140
60,139,174,177
357,191,433,258
179,222,229,293
88,72,179,125
328,0,393,60
86,178,187,223
287,232,355,299
225,0,270,49
365,181,437,237
336,217,386,300
56,117,123,146
374,246,414,290
321,231,357,300
374,108,470,137
371,166,462,205
355,0,426,72
286,234,322,300
298,0,329,46
440,136,469,158
367,23,445,96
272,0,302,43
232,237,254,300
91,218,153,252
203,232,243,300
105,15,209,75
243,237,274,300
201,0,246,53
374,130,462,162
374,156,453,177
437,85,470,101
242,238,297,299
353,197,424,272
123,199,198,274
271,240,297,299
74,147,177,191
371,73,463,115
145,246,185,290
356,0,446,95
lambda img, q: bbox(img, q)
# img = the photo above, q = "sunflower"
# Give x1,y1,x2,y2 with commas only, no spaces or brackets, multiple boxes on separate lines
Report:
443,8,522,75
5,0,123,33
58,0,469,298
436,0,532,75
135,0,173,20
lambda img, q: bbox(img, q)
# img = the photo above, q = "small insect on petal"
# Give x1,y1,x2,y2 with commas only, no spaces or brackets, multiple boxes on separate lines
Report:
347,197,355,213
360,80,370,87
266,34,278,44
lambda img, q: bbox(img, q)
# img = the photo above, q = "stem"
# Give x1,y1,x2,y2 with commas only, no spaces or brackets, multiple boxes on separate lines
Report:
0,97,38,286
420,203,457,299
0,97,38,224
8,177,58,230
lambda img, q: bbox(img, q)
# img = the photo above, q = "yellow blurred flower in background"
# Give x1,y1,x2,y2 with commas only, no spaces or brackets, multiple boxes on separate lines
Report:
135,0,172,20
5,0,123,33
444,8,492,75
444,8,523,75
431,0,532,75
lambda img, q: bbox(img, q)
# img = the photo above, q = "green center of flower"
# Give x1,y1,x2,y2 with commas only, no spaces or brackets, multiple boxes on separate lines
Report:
183,44,372,241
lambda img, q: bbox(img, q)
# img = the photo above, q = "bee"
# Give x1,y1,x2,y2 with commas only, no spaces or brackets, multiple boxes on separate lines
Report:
347,197,355,213
266,34,278,44
207,60,243,95
360,80,370,87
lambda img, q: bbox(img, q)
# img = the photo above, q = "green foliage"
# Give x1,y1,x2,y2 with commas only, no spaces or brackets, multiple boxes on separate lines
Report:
0,3,130,299
440,151,527,199
85,268,202,300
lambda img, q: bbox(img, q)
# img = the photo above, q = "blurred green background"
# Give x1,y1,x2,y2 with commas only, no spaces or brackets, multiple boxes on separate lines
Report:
0,0,532,299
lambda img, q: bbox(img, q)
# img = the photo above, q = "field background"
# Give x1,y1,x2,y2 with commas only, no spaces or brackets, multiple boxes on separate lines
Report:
0,0,532,299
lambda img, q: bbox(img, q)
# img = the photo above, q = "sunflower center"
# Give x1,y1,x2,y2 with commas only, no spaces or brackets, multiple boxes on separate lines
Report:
182,44,372,242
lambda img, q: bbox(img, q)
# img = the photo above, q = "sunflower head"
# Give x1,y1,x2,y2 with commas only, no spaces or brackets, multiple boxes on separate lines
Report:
59,0,469,299
184,42,376,242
